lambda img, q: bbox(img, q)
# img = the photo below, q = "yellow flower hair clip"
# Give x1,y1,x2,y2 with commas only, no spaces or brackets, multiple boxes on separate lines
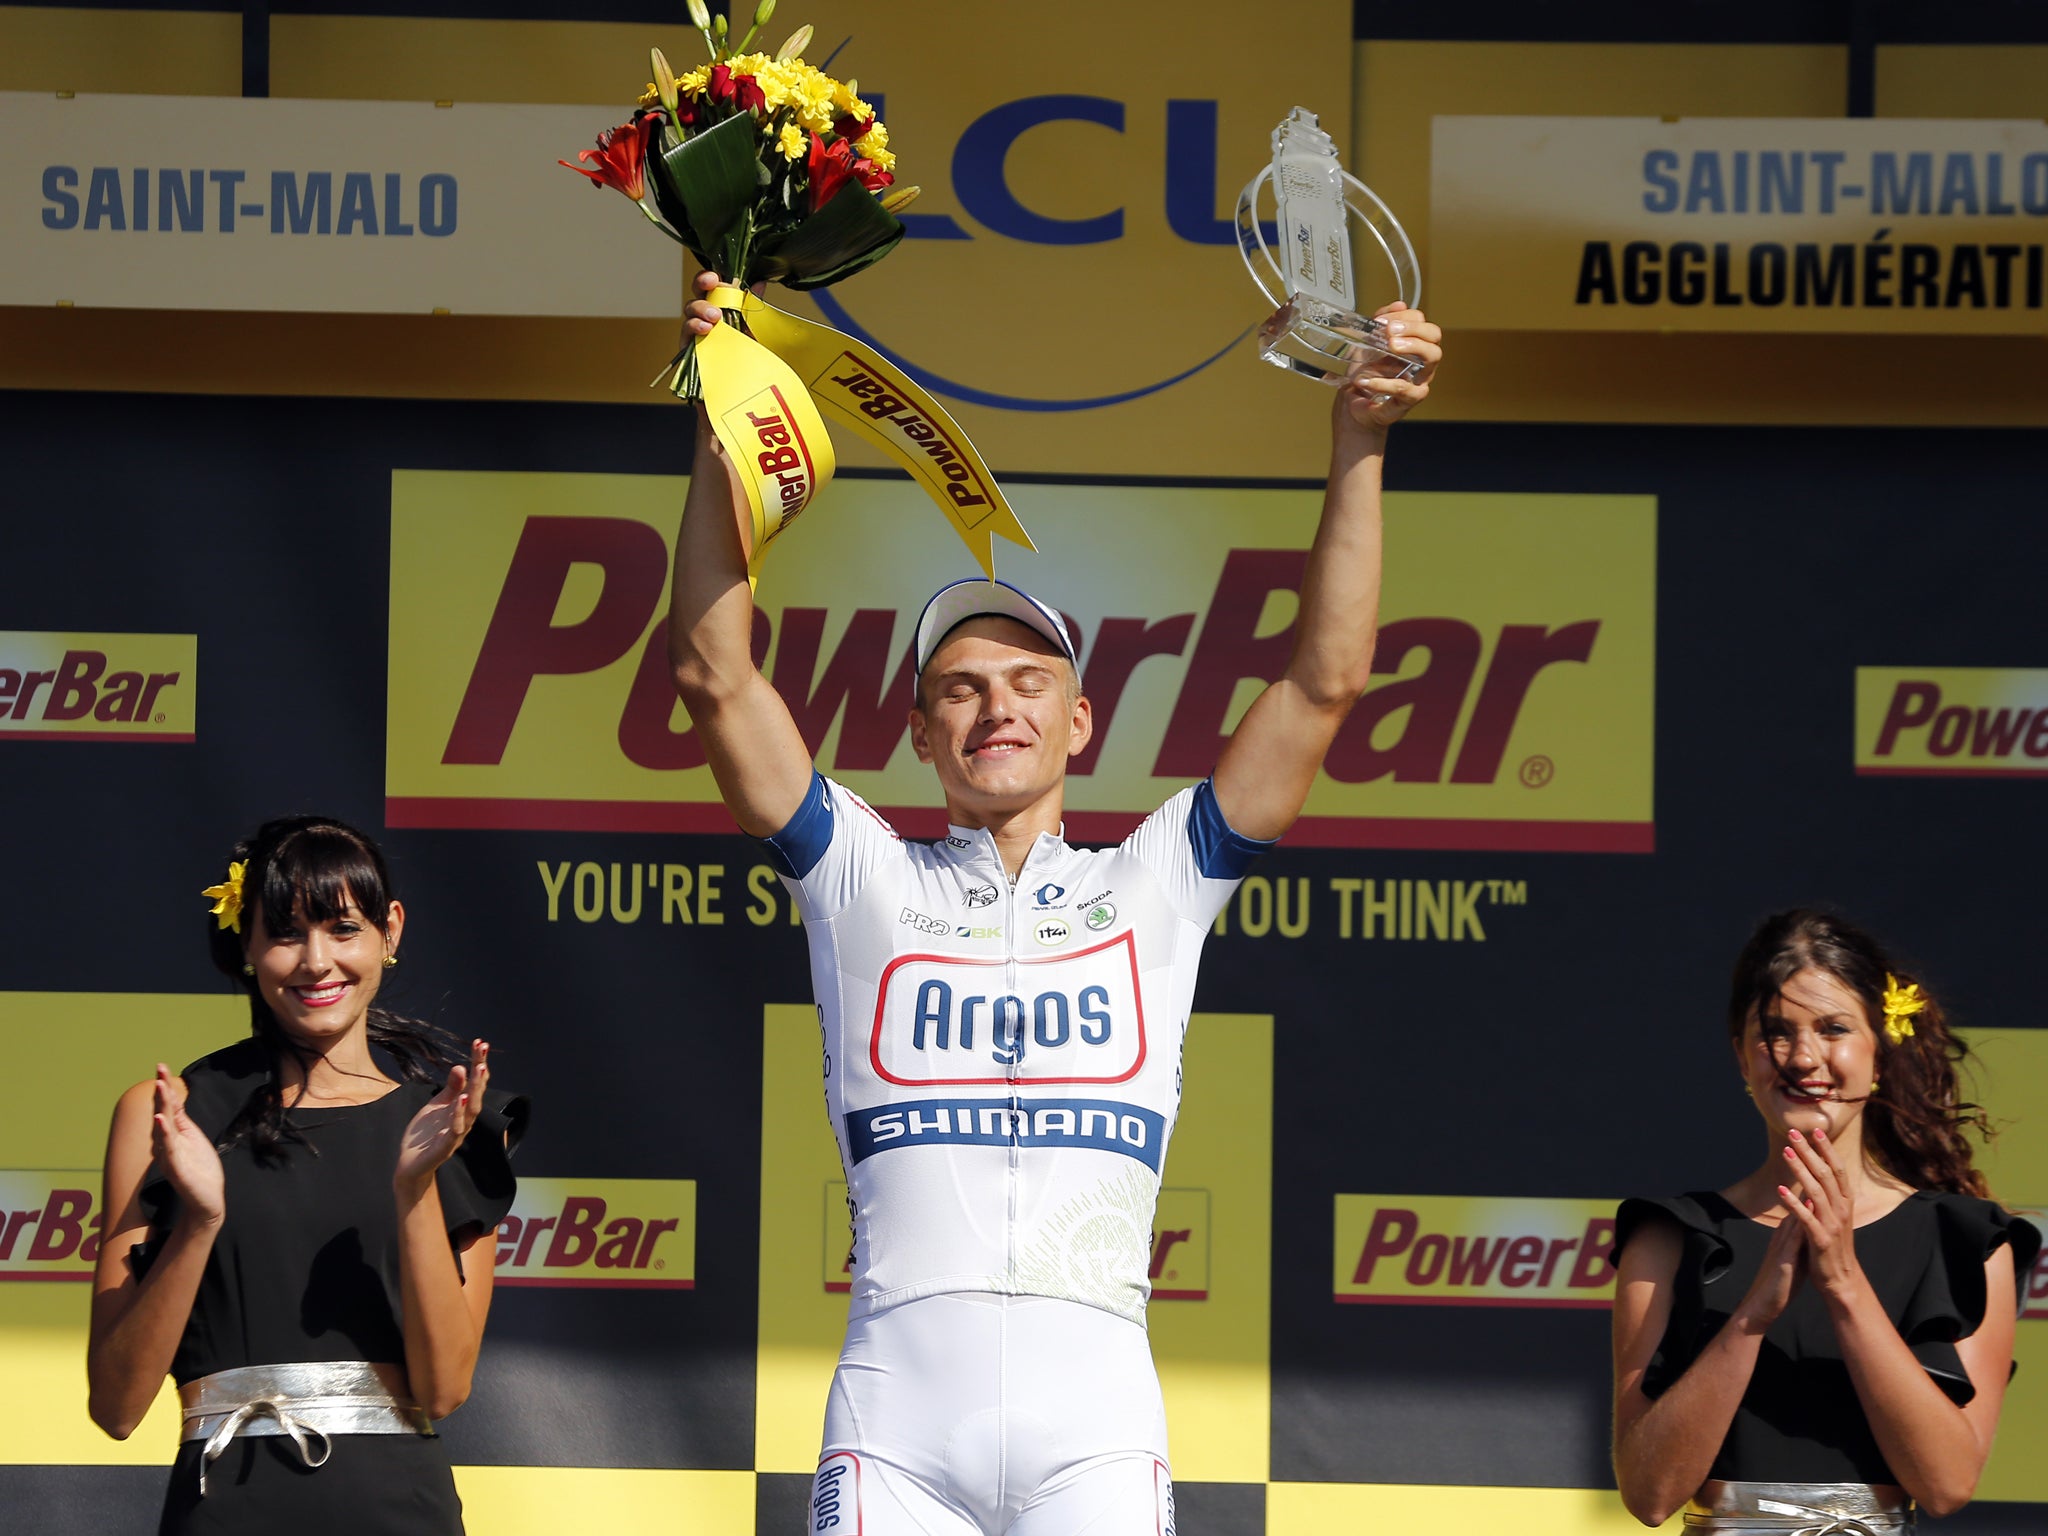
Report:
202,860,247,933
1881,973,1926,1046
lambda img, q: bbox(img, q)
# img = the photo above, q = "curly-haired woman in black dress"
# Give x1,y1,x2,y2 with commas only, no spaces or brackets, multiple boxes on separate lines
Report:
1612,909,2037,1532
87,816,525,1535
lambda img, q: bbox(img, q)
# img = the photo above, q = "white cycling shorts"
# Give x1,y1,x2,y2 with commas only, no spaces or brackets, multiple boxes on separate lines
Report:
808,1292,1176,1536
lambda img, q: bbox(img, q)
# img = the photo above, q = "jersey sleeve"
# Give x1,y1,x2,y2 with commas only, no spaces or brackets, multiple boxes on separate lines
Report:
757,771,903,922
1122,778,1275,927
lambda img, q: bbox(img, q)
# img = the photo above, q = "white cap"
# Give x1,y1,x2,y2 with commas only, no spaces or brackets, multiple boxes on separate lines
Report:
911,578,1081,694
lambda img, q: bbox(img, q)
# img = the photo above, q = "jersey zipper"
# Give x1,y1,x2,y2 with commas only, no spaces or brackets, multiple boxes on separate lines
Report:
1003,839,1021,1291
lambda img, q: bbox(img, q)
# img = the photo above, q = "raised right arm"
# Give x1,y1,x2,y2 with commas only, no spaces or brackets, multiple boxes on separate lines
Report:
666,283,817,836
87,1074,217,1440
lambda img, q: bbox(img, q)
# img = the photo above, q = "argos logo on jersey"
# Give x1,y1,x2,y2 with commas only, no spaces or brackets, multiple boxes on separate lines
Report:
0,1173,101,1279
870,931,1145,1086
494,1177,695,1289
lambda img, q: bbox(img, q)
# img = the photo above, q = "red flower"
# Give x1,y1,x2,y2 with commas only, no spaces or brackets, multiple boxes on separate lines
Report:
806,132,856,210
708,64,766,114
833,112,872,143
807,132,894,210
559,115,656,202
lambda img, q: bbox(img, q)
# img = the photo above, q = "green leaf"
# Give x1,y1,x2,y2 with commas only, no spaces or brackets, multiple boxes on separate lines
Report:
646,112,759,257
751,181,904,288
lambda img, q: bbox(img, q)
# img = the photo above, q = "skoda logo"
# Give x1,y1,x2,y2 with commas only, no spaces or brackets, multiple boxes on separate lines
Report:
1084,903,1116,931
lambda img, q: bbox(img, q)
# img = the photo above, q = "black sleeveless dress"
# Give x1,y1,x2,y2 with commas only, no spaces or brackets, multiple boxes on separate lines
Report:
1612,1189,2040,1485
135,1039,526,1536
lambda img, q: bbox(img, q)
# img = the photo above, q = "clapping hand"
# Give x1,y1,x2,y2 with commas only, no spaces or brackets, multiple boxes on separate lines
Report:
1779,1127,1866,1302
1740,1194,1809,1326
396,1040,490,1187
152,1064,225,1227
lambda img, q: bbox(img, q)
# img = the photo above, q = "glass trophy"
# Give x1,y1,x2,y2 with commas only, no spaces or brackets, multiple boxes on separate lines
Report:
1238,107,1423,384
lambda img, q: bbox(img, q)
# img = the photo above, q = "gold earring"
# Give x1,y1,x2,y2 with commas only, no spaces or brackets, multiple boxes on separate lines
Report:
1743,1084,1754,1097
1869,1076,1879,1092
383,954,398,969
241,963,254,977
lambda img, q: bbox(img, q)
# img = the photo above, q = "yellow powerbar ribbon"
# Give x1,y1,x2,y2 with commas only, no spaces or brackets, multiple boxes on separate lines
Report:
698,286,1035,581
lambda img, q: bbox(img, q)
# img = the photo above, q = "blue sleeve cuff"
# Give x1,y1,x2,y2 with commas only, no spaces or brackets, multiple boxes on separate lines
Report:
1188,778,1275,880
758,771,834,880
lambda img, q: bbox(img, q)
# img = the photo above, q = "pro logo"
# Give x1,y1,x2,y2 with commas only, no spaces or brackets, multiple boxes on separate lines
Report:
899,907,951,937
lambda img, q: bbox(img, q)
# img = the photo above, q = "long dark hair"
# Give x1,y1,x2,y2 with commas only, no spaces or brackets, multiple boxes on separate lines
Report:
205,815,461,1162
1727,908,1992,1198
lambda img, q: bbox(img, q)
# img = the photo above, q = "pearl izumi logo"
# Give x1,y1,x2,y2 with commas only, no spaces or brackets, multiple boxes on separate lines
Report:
0,632,196,740
1857,668,2048,777
494,1177,695,1288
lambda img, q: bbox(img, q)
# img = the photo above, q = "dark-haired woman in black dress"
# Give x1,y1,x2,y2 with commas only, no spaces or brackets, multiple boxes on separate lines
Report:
87,816,525,1534
1612,909,2037,1532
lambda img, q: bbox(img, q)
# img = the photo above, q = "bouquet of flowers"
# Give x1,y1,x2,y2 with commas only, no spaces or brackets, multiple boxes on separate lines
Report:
560,1,1032,582
562,0,913,400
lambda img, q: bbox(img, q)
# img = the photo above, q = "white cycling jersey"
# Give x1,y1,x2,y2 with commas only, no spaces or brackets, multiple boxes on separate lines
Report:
763,773,1269,1324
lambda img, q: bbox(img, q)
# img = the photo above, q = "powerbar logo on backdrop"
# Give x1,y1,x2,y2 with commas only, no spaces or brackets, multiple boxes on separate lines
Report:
494,1177,695,1288
1856,668,2048,777
2017,1208,2048,1321
0,1172,100,1278
385,480,1654,851
821,1181,1208,1297
0,632,195,740
1333,1195,1617,1307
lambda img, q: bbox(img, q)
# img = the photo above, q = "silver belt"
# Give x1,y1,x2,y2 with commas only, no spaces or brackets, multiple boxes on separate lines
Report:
179,1361,433,1496
1684,1481,1913,1536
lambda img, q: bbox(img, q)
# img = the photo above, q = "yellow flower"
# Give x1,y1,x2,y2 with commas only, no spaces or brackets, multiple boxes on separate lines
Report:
1881,974,1926,1046
638,82,660,108
203,860,247,934
855,124,893,172
676,66,710,98
777,121,807,160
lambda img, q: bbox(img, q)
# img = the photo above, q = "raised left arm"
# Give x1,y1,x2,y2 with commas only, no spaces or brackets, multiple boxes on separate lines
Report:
1212,308,1440,841
393,1043,498,1419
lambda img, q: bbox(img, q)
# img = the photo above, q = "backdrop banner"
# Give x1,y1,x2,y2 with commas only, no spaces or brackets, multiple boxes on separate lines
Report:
1,391,2044,1536
1431,116,2048,333
0,91,680,315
